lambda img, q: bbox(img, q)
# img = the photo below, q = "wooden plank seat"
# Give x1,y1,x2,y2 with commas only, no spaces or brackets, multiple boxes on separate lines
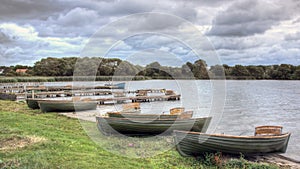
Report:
255,125,283,136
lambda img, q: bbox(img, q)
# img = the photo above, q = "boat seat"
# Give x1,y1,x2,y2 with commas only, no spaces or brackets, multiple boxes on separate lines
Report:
178,111,193,119
255,126,282,136
122,102,140,110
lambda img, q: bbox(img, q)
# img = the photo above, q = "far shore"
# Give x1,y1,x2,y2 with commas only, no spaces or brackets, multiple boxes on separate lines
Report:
1,76,300,84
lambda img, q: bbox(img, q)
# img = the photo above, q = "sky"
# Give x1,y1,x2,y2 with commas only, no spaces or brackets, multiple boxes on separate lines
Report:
0,0,300,66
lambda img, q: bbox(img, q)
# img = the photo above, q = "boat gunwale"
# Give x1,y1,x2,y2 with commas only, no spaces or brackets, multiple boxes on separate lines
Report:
173,130,291,139
96,116,212,122
38,100,98,104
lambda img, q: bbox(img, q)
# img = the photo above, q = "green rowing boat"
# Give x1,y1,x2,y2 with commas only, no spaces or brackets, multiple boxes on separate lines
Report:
174,127,291,156
107,111,193,120
38,100,97,112
26,98,44,109
96,116,211,136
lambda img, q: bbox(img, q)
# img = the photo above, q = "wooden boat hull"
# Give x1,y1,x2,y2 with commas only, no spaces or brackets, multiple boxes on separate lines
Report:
107,111,192,120
96,116,211,136
104,82,125,89
174,130,291,156
38,101,97,112
107,113,178,119
26,98,44,109
115,82,125,89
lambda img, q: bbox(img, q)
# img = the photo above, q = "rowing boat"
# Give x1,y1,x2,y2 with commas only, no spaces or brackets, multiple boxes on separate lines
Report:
26,98,44,109
96,116,211,136
174,126,291,156
106,111,193,120
38,100,97,112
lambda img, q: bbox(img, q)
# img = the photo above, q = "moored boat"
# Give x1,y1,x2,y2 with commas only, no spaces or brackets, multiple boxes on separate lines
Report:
174,126,291,156
38,100,97,112
107,111,193,120
104,82,125,89
26,98,44,109
96,116,211,136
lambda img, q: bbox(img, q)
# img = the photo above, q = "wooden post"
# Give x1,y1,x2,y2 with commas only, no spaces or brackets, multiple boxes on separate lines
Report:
32,90,34,98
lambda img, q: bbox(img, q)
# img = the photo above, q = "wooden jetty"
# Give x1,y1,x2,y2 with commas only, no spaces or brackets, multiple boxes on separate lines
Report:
15,90,113,98
0,82,44,89
13,88,169,99
0,82,181,104
95,94,181,104
0,85,120,93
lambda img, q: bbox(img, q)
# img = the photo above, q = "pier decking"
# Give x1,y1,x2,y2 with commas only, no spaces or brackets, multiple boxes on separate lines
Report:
0,82,181,104
95,94,181,104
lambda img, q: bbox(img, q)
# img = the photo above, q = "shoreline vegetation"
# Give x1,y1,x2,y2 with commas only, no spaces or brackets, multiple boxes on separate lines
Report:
0,100,292,168
0,57,300,83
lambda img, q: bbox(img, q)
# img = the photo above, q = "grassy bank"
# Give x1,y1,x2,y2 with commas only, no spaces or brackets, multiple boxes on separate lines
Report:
0,100,279,169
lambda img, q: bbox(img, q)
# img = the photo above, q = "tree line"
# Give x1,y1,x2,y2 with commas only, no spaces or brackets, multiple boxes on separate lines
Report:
1,57,300,80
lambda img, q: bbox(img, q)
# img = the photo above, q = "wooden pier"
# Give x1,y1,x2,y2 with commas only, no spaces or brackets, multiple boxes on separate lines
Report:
0,82,181,104
12,88,169,99
95,94,181,105
15,90,113,98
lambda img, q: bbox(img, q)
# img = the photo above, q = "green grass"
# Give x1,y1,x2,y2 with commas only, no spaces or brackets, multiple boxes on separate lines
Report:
0,100,279,169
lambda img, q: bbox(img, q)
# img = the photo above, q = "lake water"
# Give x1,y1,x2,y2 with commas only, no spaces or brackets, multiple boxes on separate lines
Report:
47,80,300,161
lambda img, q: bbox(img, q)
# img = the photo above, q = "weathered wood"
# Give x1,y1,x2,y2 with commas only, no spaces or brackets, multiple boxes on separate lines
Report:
255,126,283,136
170,107,185,115
95,94,181,104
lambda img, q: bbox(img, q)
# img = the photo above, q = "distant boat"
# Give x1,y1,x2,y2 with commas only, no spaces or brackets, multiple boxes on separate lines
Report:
96,116,211,136
174,126,291,156
38,100,97,112
104,82,125,89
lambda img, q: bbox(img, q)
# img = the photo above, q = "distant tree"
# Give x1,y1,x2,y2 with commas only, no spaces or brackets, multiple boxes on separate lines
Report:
246,66,265,79
210,64,225,77
13,65,30,70
292,66,300,80
74,57,99,76
114,61,140,76
269,64,293,80
191,59,209,79
222,64,232,76
231,65,250,77
144,62,161,77
3,56,300,80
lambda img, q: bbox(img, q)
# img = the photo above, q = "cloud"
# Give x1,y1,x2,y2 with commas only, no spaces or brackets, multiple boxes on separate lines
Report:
0,0,300,66
0,23,43,65
207,0,298,37
285,32,300,41
210,37,264,50
0,0,65,20
54,7,99,27
126,49,184,67
0,23,84,65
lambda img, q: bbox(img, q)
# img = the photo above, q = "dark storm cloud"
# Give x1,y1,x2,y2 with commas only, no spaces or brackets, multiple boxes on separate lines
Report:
0,0,202,38
207,0,299,37
0,0,66,20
